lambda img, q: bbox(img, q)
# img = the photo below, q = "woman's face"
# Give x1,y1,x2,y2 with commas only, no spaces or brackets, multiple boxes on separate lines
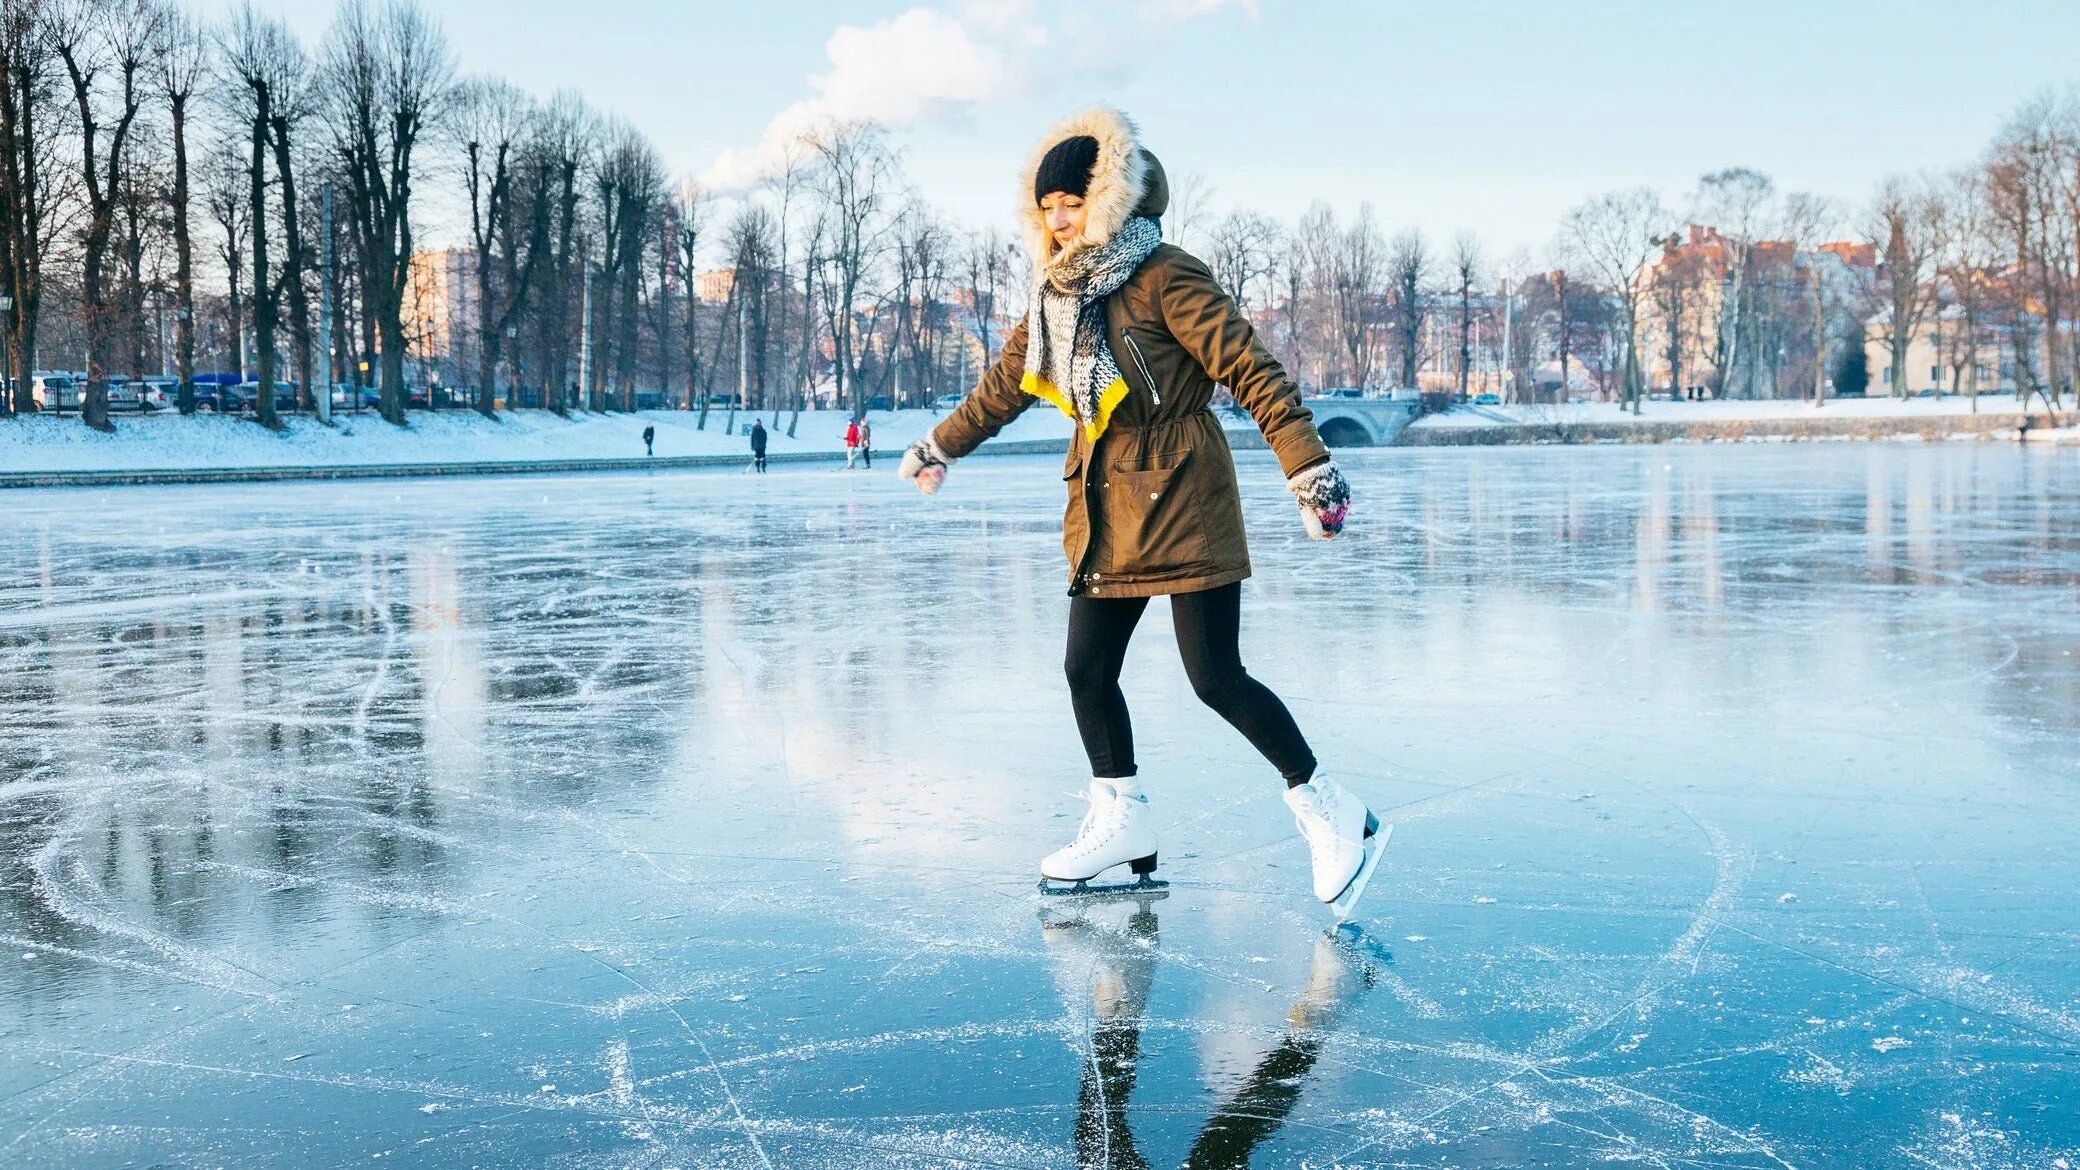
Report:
1038,192,1088,250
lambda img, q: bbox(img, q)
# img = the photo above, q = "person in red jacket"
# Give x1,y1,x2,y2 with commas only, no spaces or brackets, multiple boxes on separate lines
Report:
844,418,862,469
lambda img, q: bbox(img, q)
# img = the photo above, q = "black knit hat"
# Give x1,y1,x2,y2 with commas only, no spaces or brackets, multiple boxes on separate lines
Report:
1033,135,1100,205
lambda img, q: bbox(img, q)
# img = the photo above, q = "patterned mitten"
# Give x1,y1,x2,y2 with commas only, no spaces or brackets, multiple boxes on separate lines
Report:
1289,461,1351,539
898,435,954,495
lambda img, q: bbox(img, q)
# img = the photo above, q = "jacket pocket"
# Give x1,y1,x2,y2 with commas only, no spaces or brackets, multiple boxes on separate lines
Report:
1103,448,1206,579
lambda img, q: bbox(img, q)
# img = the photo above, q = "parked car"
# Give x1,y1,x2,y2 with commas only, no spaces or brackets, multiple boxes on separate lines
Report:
1388,386,1423,401
132,378,179,411
1472,392,1502,406
408,385,458,409
236,381,299,412
932,393,963,410
30,373,78,411
101,380,144,411
193,383,246,413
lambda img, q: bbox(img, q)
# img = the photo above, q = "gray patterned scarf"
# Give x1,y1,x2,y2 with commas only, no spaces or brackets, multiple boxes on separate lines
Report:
1024,216,1163,440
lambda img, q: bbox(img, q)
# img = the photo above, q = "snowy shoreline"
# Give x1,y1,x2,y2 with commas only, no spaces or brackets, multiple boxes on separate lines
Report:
1,395,2069,488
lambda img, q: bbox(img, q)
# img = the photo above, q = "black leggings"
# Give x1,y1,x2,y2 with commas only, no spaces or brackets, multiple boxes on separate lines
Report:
1065,582,1317,785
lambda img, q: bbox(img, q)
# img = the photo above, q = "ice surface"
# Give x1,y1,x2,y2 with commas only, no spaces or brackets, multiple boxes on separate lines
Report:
2,444,2077,1168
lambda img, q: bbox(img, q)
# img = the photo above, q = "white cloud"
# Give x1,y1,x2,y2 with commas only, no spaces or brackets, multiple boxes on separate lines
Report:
706,1,1256,189
705,8,1019,190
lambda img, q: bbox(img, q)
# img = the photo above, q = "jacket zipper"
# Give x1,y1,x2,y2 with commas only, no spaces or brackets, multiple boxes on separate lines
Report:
1120,330,1161,406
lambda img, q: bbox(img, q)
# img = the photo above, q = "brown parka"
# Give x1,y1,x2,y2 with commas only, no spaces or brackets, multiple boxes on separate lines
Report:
930,109,1330,599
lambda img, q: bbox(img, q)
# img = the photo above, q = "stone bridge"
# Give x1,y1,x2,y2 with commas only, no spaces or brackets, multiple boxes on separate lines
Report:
1299,396,1421,447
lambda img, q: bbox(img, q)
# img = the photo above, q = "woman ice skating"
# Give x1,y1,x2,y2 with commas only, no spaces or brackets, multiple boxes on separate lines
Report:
898,107,1382,919
844,418,862,469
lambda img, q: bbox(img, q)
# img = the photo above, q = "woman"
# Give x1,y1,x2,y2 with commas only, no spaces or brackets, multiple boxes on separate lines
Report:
899,107,1384,918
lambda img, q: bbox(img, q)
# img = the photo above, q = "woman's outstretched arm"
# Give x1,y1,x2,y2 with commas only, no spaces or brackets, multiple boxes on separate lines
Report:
900,317,1033,493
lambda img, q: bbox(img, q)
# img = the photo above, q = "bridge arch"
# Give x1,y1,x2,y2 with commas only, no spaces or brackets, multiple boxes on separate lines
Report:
1317,415,1375,448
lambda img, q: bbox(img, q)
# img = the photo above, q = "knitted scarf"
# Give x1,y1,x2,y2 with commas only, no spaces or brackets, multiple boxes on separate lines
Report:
1022,216,1163,442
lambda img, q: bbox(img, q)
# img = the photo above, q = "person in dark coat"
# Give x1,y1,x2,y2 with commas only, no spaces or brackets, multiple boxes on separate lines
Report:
642,424,655,457
750,419,768,472
896,106,1380,918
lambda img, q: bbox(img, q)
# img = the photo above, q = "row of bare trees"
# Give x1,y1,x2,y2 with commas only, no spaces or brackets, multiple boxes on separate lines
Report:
0,0,1027,435
0,0,450,428
7,2,2076,436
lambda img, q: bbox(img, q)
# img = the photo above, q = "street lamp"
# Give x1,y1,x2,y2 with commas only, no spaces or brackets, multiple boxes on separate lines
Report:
0,293,12,412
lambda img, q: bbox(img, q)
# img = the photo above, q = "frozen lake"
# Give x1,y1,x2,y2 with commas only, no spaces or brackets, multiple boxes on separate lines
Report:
2,444,2076,1168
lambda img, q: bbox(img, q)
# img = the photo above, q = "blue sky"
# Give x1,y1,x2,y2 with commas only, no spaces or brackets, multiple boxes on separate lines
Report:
206,0,2080,254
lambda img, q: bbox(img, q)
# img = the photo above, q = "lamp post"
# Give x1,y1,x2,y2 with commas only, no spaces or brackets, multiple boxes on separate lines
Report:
0,293,13,415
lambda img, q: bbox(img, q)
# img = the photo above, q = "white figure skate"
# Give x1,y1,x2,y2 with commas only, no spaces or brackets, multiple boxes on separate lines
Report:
1284,773,1389,921
1039,778,1165,896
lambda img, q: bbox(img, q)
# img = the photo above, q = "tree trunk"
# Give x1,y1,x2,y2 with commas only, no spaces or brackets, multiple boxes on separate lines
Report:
271,115,313,420
171,94,196,414
249,103,278,430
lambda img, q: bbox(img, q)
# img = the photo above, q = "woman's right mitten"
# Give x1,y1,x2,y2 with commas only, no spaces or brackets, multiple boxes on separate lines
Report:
898,435,954,495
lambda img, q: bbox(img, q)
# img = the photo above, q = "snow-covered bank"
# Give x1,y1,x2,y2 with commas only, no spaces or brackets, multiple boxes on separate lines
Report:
1409,392,2052,430
0,405,1073,474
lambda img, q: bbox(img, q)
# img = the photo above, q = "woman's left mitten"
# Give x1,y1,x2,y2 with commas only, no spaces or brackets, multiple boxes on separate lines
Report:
1289,461,1351,540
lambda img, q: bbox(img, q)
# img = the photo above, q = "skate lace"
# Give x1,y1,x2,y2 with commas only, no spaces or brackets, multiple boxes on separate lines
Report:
1291,788,1334,849
1065,790,1127,855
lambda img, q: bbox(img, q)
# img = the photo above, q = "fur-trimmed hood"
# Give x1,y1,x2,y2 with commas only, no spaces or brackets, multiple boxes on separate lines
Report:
1020,106,1170,272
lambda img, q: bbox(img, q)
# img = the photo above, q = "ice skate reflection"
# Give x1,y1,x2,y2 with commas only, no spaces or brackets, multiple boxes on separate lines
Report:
1040,905,1383,1170
1182,925,1381,1169
1041,891,1164,1170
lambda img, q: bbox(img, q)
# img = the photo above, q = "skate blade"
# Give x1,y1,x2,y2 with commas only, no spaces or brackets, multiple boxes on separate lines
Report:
1038,875,1170,899
1327,823,1392,922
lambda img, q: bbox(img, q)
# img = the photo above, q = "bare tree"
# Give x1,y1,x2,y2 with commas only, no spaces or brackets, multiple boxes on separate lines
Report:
1450,230,1481,399
586,117,661,411
1386,227,1427,391
889,203,949,409
722,199,776,420
202,138,246,380
1165,168,1213,252
453,76,539,416
1206,209,1279,311
802,118,894,418
218,3,309,428
49,0,167,431
1559,187,1672,414
518,90,587,414
669,178,705,415
959,225,1013,376
0,0,61,414
1693,167,1773,398
156,3,200,411
1866,175,1943,400
1987,93,2076,412
320,0,452,425
1778,191,1844,407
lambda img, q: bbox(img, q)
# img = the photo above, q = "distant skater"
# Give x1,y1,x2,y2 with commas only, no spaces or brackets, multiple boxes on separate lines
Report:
844,417,862,469
750,418,768,472
899,106,1383,919
857,417,873,469
642,424,655,457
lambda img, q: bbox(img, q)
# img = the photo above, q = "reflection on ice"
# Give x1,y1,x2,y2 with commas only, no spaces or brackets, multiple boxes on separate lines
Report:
1,444,2077,1167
